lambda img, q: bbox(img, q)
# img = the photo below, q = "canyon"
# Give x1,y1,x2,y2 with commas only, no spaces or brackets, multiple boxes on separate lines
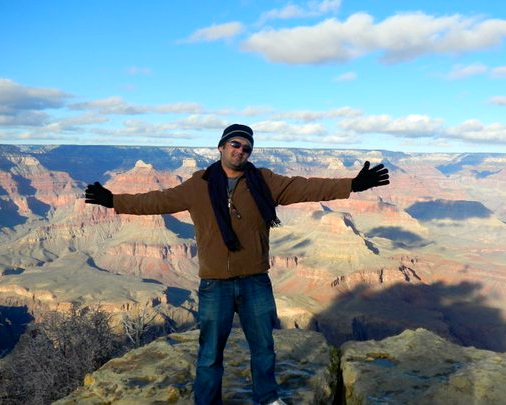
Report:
1,145,506,356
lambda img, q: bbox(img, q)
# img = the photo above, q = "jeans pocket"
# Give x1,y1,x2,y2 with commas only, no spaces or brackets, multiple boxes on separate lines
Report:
199,279,216,293
251,273,272,287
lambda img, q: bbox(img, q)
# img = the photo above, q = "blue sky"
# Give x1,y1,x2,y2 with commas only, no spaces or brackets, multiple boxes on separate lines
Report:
1,0,506,152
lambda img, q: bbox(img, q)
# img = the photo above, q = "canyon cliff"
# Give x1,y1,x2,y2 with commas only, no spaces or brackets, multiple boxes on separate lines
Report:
1,145,506,357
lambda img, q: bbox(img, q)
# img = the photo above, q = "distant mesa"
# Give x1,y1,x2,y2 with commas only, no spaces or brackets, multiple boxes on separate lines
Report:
181,158,197,168
134,160,153,170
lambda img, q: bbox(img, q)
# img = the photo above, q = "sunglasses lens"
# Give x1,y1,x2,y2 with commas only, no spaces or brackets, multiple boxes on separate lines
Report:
229,141,252,154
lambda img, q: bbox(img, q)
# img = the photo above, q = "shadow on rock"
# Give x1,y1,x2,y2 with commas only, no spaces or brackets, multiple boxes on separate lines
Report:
0,305,34,357
311,280,506,353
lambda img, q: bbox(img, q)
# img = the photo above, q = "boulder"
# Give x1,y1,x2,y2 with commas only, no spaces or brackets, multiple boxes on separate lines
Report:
340,328,506,404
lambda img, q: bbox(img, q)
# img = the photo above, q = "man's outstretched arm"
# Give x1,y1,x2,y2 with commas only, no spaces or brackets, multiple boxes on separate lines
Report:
262,160,390,206
84,179,192,215
85,182,113,208
351,161,390,192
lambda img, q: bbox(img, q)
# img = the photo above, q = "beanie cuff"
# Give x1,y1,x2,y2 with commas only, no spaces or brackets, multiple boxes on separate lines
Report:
219,124,254,147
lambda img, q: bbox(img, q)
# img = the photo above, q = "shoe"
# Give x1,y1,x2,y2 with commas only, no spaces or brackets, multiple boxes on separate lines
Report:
266,399,287,405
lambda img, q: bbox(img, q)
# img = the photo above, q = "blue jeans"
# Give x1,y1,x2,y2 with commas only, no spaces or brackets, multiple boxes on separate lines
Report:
194,273,279,405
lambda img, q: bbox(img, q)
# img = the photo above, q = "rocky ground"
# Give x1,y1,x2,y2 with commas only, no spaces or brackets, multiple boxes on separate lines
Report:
53,328,337,405
54,327,506,405
340,328,506,405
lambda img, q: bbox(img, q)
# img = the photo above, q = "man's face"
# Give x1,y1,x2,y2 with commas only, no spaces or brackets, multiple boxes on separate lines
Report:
219,138,252,172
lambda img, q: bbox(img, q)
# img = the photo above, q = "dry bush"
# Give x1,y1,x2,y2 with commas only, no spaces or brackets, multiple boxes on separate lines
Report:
0,303,122,405
122,303,177,348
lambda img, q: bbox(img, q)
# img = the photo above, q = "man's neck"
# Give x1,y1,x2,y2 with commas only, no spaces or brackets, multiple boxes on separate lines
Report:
221,163,244,178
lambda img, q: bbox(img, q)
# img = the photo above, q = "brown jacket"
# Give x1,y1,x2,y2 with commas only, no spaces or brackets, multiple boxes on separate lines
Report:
113,167,352,279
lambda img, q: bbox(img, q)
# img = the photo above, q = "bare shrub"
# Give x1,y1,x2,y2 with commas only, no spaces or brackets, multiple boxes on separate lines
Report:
0,303,121,405
122,303,177,348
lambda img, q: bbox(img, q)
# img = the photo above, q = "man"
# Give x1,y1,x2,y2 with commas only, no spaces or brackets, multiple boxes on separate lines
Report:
85,124,390,405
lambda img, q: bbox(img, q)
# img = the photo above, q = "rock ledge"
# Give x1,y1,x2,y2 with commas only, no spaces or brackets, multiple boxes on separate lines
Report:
340,328,506,405
54,328,337,404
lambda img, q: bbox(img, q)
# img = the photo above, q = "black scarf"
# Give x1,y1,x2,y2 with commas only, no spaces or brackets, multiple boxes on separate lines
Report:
203,161,280,251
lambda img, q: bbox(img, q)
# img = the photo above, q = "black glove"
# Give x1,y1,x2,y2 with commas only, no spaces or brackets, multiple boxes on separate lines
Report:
351,161,390,192
85,182,113,208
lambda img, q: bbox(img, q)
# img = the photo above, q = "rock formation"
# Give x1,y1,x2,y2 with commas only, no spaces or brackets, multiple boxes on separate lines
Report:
53,327,506,404
340,328,506,404
53,328,337,404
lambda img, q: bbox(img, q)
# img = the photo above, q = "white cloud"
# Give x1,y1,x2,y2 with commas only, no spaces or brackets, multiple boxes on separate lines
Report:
328,107,363,117
254,120,327,137
10,131,80,143
334,71,357,81
155,102,204,114
273,111,325,121
91,119,194,142
95,116,229,142
239,106,275,116
446,119,506,143
53,113,109,132
490,96,506,105
7,113,109,136
259,0,341,23
243,18,361,64
491,66,506,78
0,78,71,127
340,114,444,137
123,119,177,136
251,119,359,145
316,0,342,14
175,115,228,130
0,78,70,111
71,99,207,116
447,63,488,79
209,106,275,117
69,96,148,115
273,107,361,121
183,22,244,43
242,13,506,64
0,111,49,126
260,4,308,21
89,119,200,144
3,77,505,149
342,116,506,145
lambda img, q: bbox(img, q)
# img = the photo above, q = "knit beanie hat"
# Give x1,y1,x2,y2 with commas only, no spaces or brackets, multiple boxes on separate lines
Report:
218,124,254,148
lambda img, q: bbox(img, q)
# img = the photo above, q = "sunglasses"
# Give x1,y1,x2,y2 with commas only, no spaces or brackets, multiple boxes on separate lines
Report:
228,140,252,154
